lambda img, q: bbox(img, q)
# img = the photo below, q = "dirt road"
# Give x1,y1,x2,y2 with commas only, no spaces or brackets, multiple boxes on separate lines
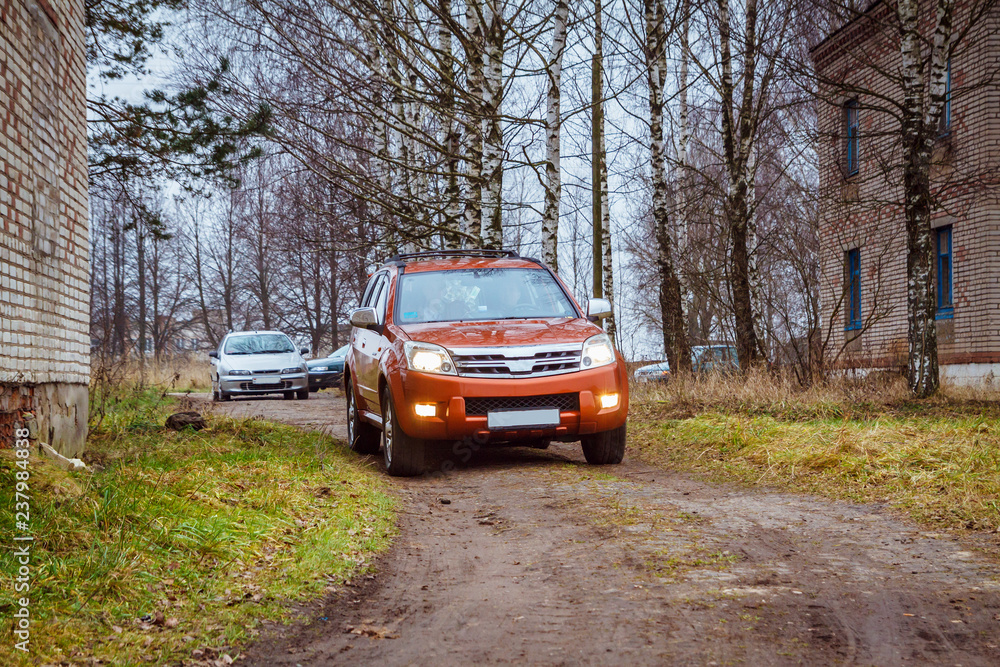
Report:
191,392,1000,665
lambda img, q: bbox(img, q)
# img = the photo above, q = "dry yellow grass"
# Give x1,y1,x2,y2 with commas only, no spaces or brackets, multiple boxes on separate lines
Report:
629,370,1000,535
91,354,213,393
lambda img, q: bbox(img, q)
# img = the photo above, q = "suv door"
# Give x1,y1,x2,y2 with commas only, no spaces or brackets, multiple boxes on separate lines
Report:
353,272,390,408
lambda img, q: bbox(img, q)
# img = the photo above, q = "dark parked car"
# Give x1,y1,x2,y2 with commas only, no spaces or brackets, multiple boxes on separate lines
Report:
307,344,349,391
633,345,739,383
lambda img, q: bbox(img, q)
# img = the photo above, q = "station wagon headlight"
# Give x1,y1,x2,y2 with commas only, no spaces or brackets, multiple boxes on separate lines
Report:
228,369,251,376
581,334,615,369
312,366,329,372
404,341,457,375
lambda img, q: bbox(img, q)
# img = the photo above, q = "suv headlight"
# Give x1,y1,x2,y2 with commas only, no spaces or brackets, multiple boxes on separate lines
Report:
228,369,251,376
404,341,457,375
581,334,615,369
281,367,305,374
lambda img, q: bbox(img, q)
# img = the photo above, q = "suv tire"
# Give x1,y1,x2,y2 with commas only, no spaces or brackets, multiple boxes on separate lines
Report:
381,386,425,477
581,423,626,464
346,380,380,455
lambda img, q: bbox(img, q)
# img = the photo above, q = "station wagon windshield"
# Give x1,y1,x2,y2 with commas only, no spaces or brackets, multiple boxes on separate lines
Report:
224,334,295,355
395,268,578,324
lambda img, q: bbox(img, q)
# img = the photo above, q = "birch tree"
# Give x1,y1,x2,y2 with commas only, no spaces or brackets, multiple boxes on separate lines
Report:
542,0,570,269
644,0,690,372
481,0,506,248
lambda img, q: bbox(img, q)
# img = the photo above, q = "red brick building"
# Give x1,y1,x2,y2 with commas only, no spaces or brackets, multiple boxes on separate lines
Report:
812,1,1000,385
1,0,89,454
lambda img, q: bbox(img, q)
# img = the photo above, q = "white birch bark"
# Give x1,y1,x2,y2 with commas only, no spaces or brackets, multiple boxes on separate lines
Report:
481,0,504,249
646,0,689,372
596,0,615,339
542,0,569,270
897,0,953,396
464,0,485,245
438,0,462,248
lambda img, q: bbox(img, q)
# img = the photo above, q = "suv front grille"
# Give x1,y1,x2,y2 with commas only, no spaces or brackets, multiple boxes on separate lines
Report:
450,343,582,378
465,393,579,416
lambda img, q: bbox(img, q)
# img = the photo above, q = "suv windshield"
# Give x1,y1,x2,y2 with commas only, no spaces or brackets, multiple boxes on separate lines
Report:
395,268,577,324
224,334,295,355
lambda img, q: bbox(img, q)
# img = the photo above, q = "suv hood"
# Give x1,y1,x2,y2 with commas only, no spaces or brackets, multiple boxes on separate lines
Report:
400,318,600,349
223,353,301,370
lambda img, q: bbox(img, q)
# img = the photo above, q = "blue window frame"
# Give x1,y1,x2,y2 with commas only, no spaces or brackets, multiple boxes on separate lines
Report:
936,226,953,319
845,100,859,176
846,248,861,331
939,58,952,135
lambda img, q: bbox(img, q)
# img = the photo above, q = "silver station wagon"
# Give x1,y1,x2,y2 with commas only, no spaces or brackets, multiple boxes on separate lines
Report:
209,331,310,401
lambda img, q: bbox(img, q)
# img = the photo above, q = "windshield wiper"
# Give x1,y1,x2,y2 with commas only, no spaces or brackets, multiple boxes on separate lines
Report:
257,349,292,354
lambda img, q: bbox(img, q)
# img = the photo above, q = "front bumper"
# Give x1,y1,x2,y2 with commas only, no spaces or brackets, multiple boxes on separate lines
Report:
388,363,629,441
308,369,344,388
220,373,307,394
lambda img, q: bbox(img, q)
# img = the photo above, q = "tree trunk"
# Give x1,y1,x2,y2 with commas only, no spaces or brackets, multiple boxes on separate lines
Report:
717,0,760,371
438,0,463,248
897,0,952,396
136,221,147,376
464,0,485,245
481,0,504,249
541,0,569,270
646,0,690,372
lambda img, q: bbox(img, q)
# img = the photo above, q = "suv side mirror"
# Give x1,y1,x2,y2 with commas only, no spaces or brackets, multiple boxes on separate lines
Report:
587,298,612,321
208,351,219,359
350,307,379,330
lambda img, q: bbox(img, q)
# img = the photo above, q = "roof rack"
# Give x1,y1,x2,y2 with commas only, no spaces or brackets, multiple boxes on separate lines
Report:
387,249,521,263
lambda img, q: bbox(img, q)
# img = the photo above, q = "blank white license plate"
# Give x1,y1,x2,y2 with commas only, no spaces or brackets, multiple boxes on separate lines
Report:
254,376,281,385
487,408,560,430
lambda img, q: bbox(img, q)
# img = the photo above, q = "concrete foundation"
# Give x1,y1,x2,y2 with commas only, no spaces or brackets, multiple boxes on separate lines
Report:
0,382,88,457
939,363,1000,389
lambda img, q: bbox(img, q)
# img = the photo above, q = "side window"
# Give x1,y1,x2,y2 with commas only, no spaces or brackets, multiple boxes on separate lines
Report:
844,99,859,177
936,226,953,319
939,58,952,135
845,248,861,331
374,275,390,324
361,275,380,308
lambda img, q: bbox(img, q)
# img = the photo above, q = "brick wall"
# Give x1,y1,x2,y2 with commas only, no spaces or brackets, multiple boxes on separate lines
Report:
0,0,89,386
812,2,1000,371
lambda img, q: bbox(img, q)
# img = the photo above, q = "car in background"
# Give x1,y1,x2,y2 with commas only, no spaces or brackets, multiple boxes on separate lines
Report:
633,345,739,383
344,249,629,477
209,331,310,401
634,361,672,383
307,344,349,391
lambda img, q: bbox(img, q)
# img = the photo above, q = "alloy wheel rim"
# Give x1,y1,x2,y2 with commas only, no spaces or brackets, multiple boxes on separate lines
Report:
384,401,394,465
347,391,356,445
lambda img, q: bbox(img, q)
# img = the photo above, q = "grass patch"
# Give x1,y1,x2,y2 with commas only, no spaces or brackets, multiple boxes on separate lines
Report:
0,390,394,665
631,408,1000,533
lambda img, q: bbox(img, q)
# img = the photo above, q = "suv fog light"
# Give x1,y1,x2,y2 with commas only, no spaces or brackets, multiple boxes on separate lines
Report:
414,403,437,418
599,393,619,409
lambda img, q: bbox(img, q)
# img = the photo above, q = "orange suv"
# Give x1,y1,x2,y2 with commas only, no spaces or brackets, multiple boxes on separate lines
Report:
344,250,629,476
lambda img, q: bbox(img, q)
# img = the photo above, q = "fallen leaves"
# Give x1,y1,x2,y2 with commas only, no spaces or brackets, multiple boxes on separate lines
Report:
345,621,398,640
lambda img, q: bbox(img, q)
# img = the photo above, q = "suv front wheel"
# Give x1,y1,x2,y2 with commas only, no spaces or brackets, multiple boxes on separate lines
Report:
581,423,626,464
381,386,426,477
346,380,380,455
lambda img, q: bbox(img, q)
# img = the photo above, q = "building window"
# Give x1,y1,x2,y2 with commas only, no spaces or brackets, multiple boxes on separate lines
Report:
936,225,953,319
846,248,861,331
845,100,859,176
939,58,952,135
